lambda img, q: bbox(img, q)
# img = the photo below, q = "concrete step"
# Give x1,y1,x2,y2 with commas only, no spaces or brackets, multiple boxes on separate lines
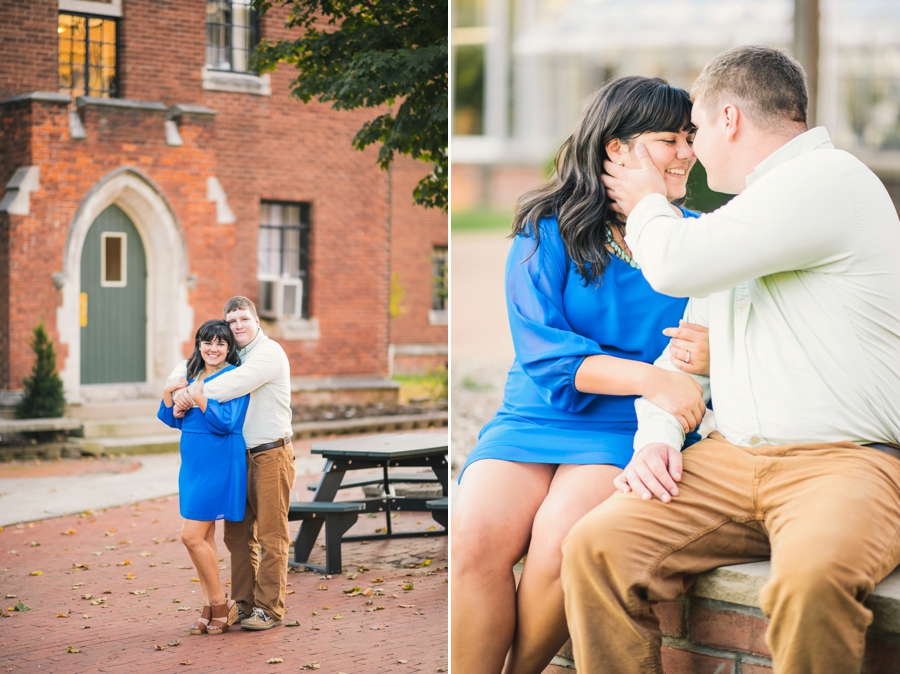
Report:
74,430,181,456
78,415,168,438
66,399,161,420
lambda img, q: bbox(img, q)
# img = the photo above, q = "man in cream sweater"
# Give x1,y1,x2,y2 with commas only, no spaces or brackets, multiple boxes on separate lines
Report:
172,296,294,630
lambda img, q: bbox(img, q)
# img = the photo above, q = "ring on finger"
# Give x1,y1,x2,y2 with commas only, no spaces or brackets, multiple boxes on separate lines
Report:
684,350,691,364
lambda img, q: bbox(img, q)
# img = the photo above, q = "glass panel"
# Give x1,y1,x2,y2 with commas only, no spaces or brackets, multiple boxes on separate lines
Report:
102,18,116,43
432,246,448,311
105,236,122,282
284,204,300,225
259,202,270,225
282,228,301,277
257,227,281,275
454,45,485,135
258,280,275,313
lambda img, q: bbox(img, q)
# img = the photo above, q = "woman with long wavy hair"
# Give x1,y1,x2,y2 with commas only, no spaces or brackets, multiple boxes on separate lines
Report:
451,76,711,673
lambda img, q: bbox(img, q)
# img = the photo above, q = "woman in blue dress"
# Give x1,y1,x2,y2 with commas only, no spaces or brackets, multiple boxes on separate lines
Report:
159,319,250,636
451,76,711,674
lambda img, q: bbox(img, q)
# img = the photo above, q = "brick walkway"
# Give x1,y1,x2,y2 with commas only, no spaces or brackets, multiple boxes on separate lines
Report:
0,459,448,673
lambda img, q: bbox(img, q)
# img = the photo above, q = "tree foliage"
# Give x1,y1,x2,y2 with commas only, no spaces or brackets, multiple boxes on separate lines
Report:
16,321,66,420
254,0,448,210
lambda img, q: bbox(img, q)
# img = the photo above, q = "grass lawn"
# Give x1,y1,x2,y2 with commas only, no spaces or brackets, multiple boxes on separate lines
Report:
394,371,448,404
451,209,514,233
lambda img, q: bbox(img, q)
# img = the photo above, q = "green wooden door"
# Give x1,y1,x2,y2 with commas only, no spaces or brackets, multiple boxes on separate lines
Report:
80,205,147,384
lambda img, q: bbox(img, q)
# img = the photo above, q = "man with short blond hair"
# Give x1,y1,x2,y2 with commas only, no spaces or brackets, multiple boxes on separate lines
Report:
564,45,900,673
171,296,294,630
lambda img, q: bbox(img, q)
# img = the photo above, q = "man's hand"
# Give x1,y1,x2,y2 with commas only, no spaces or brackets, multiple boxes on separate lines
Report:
601,143,666,217
172,387,193,418
614,443,683,503
164,376,188,395
663,321,710,376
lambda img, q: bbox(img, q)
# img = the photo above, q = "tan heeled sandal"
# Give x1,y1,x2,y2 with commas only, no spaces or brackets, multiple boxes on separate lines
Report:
189,605,212,635
206,598,237,636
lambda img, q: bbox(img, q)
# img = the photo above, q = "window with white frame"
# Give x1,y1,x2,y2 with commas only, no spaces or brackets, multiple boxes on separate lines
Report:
206,0,259,73
100,232,127,287
258,202,310,319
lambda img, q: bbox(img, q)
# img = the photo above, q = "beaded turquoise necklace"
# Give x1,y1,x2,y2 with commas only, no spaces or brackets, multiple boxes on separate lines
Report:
605,226,640,269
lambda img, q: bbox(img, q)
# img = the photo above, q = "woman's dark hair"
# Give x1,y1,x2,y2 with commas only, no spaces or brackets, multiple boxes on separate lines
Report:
186,319,241,379
511,76,693,284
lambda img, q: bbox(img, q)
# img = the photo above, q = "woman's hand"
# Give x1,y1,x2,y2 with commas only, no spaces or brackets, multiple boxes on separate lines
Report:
643,368,705,434
663,321,710,376
187,380,203,400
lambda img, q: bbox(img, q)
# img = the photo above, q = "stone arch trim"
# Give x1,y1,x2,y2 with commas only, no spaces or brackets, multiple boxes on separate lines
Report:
58,166,194,402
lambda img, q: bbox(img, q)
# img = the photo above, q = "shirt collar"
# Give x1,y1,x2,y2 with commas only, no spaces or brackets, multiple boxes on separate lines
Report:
239,326,266,358
746,126,834,187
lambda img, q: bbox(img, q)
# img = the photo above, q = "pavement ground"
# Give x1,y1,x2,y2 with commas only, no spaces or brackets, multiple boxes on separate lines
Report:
0,435,448,673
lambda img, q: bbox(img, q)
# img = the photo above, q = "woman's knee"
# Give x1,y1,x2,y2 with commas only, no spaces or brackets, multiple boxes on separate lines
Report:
452,513,528,578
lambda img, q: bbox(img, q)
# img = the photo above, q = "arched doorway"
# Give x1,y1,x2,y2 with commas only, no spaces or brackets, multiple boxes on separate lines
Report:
80,204,147,384
58,166,193,402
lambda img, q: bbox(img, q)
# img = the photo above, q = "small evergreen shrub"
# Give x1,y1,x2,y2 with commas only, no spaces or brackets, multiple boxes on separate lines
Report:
16,321,66,421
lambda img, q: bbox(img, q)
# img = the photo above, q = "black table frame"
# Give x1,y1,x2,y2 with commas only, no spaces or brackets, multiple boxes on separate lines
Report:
290,434,448,571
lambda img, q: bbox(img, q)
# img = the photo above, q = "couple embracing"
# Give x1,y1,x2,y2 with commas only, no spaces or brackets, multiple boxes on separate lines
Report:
158,296,294,635
453,45,900,673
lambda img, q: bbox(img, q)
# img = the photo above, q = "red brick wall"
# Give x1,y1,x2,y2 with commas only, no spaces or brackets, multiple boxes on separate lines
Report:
0,0,58,100
389,155,448,349
0,2,432,389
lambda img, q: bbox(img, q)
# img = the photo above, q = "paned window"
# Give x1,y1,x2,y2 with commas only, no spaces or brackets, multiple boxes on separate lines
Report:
58,13,118,98
432,246,448,312
101,232,127,287
258,202,311,318
206,0,259,73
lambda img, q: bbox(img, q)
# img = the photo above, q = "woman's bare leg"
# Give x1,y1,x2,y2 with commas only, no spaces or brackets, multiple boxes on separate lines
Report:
181,519,225,606
451,460,556,674
503,463,622,674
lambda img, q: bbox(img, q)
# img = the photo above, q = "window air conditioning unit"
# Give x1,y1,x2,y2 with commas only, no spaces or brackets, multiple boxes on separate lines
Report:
258,276,303,320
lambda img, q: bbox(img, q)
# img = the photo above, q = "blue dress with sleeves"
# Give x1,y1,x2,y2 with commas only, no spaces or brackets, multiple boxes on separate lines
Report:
461,210,700,479
158,364,250,521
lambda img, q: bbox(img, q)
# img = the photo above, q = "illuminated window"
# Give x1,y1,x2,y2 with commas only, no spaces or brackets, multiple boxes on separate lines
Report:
206,0,259,73
58,13,118,99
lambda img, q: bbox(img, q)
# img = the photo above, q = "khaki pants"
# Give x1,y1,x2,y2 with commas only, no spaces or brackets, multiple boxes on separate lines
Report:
561,432,900,674
224,444,295,621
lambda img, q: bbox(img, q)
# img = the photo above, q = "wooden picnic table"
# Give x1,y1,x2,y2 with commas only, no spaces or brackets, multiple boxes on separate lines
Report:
289,432,448,573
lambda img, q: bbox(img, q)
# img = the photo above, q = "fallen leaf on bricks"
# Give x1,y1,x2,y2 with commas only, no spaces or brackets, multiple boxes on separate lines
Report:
177,607,191,611
402,583,414,591
72,563,89,570
139,552,152,557
190,578,200,583
168,640,181,647
172,598,182,603
29,570,42,576
342,586,361,596
317,585,327,591
117,540,132,545
299,664,318,670
14,602,30,612
372,577,384,583
310,625,320,630
362,588,373,597
118,561,131,566
345,573,357,580
102,590,114,594
130,590,146,595
286,590,295,595
67,646,81,653
399,604,414,608
414,611,425,615
57,610,70,618
62,529,76,536
266,658,284,664
30,541,40,547
125,573,135,580
148,586,159,591
5,594,15,599
106,545,117,550
155,645,168,651
285,620,300,627
179,660,192,665
81,594,92,600
332,614,343,620
398,660,409,664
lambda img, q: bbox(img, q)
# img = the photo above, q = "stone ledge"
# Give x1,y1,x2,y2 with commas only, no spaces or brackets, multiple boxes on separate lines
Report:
692,561,900,634
75,96,167,112
167,104,217,119
291,377,401,392
0,417,82,434
0,91,70,106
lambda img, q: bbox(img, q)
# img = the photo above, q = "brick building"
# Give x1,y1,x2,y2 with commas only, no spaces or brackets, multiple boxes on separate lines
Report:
0,0,447,409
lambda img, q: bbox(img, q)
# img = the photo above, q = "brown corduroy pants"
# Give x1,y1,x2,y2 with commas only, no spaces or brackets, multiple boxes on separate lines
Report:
224,444,295,621
561,432,900,674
